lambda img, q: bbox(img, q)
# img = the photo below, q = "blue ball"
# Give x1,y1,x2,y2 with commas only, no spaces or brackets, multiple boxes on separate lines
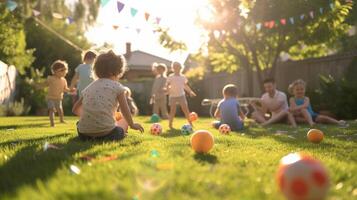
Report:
181,124,193,135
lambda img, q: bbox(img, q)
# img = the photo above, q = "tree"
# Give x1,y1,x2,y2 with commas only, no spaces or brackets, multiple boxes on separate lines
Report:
203,0,352,94
0,5,34,74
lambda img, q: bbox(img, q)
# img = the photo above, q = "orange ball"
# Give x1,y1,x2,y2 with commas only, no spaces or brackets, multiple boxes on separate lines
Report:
115,112,122,121
189,112,198,122
190,130,214,153
307,129,324,143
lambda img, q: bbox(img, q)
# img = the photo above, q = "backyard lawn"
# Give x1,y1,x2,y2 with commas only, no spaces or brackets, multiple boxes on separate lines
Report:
0,116,356,200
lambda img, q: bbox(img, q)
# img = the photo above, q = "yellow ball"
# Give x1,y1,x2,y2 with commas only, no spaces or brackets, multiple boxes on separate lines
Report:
190,130,214,153
307,129,324,143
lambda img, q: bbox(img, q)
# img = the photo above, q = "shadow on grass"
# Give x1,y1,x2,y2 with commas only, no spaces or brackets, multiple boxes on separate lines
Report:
0,123,50,130
193,153,218,165
160,129,183,138
0,133,103,198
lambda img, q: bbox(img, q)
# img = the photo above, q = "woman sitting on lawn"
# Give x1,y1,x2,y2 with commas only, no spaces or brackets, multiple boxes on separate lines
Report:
288,79,346,126
72,50,143,140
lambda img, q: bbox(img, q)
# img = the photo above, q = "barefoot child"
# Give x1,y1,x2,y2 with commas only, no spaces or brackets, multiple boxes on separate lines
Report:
123,86,139,116
151,63,168,119
70,50,97,99
72,50,144,140
214,84,245,131
167,62,196,129
288,79,346,126
46,60,72,127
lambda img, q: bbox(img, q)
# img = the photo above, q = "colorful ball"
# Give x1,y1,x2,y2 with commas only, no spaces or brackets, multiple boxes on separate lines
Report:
150,114,160,123
276,153,329,200
190,130,214,153
189,112,198,122
150,123,162,135
181,124,193,135
307,129,324,143
219,124,231,135
115,112,122,121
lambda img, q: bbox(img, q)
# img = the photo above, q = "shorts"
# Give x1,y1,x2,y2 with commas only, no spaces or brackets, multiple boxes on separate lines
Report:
47,99,62,110
169,95,187,106
77,124,126,141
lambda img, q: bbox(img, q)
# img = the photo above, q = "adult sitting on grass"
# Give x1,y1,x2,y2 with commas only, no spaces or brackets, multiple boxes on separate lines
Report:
250,78,297,127
72,50,144,141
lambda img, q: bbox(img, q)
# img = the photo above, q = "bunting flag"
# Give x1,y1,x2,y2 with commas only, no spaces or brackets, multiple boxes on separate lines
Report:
130,8,138,17
112,25,119,30
136,28,141,34
280,18,286,25
319,7,324,14
300,14,305,20
309,11,314,18
6,0,18,12
101,0,111,7
66,17,74,24
52,12,64,19
289,17,295,24
145,12,150,21
268,21,275,29
256,23,262,30
330,3,335,10
156,17,161,24
32,9,41,17
117,1,125,13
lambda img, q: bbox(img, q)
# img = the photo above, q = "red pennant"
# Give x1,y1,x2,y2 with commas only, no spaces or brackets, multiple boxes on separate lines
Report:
268,21,275,29
112,25,119,30
144,13,150,21
280,19,286,25
264,21,270,27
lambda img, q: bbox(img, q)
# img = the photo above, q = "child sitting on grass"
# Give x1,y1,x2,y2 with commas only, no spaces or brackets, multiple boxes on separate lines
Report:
150,63,168,119
167,62,196,129
72,50,144,140
288,79,346,126
214,84,245,131
46,60,73,127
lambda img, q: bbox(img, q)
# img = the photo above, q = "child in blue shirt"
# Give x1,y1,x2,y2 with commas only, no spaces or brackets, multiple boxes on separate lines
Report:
214,84,245,131
288,79,346,126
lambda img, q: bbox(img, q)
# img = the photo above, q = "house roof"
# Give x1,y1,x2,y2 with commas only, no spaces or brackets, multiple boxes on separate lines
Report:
126,50,173,71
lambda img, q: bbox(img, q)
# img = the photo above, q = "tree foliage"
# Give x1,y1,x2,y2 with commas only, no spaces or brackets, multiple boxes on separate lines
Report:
0,5,34,74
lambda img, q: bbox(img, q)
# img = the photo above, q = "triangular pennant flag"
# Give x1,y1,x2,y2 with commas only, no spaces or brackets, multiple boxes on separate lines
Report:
100,0,110,7
256,23,262,30
155,17,161,24
280,19,286,25
289,17,295,24
112,25,119,30
144,13,150,21
130,8,138,17
117,1,125,13
125,26,130,29
52,12,63,19
300,14,305,20
6,0,18,12
136,28,141,34
309,11,314,19
330,3,335,10
32,9,41,17
268,21,275,29
66,16,74,24
264,21,270,27
319,7,324,14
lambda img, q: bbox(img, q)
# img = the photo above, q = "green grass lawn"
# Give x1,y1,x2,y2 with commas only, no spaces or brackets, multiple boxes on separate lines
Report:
0,116,356,200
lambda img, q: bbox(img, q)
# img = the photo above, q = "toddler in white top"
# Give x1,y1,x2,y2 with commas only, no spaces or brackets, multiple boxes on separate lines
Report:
167,62,196,129
72,50,143,140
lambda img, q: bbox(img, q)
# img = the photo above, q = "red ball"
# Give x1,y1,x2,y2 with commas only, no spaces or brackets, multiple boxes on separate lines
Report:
189,112,198,122
219,124,231,135
276,153,329,200
150,123,162,135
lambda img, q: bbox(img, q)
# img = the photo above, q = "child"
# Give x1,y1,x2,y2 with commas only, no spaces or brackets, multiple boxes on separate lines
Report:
70,50,97,97
123,86,139,116
288,79,346,126
214,84,245,131
72,50,144,140
46,60,72,127
150,63,168,119
167,61,196,129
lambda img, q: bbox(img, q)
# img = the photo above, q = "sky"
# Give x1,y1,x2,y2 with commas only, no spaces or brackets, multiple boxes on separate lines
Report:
84,0,212,62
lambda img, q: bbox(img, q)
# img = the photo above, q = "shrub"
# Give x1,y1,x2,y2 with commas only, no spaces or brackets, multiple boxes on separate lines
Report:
0,98,30,116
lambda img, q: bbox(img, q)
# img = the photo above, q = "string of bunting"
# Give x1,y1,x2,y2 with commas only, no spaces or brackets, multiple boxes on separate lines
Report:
250,0,353,31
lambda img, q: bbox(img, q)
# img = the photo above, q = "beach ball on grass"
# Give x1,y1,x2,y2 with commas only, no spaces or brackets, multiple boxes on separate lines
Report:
276,152,329,200
190,130,214,153
150,123,162,135
219,124,231,135
189,112,198,122
181,124,193,135
307,129,324,144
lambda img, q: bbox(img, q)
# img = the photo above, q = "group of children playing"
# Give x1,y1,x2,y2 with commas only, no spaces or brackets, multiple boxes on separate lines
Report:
45,49,345,141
